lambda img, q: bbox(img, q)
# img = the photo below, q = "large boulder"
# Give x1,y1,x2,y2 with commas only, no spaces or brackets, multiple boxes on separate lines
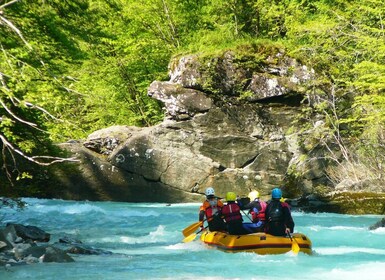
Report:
51,48,385,213
6,224,50,242
54,49,326,202
148,81,213,120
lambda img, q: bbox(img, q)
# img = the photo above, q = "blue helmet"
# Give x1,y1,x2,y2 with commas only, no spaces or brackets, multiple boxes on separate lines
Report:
271,188,282,199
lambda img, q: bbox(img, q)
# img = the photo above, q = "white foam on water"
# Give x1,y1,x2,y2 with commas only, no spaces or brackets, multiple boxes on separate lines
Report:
292,211,356,218
112,209,160,217
314,262,385,280
57,204,106,214
27,201,106,214
165,240,206,251
315,246,385,255
308,225,367,232
91,225,170,244
371,227,385,234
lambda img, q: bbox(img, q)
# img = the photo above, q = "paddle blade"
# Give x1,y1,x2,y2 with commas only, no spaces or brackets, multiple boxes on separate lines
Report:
182,222,202,237
291,239,300,254
183,233,197,243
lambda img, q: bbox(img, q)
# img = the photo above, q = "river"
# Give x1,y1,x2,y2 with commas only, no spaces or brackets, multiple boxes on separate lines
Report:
0,198,384,279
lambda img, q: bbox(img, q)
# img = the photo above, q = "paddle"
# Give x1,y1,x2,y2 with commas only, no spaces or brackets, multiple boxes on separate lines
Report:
182,226,208,243
287,230,300,254
182,220,205,237
241,209,254,223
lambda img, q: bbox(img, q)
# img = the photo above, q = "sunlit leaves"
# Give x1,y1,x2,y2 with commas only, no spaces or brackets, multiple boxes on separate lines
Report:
2,0,385,189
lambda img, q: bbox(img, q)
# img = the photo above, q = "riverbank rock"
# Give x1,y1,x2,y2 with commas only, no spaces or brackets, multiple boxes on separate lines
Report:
10,224,50,242
0,224,115,267
0,224,74,266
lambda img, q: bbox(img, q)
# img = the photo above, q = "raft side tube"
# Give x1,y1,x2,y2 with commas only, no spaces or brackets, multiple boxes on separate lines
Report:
200,231,312,255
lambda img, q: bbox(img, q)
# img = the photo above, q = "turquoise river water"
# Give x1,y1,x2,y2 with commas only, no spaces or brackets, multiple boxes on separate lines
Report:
0,198,384,280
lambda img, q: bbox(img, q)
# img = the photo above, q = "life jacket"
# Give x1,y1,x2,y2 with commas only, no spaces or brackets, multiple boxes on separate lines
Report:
251,200,267,222
200,199,223,222
222,202,242,223
267,200,283,223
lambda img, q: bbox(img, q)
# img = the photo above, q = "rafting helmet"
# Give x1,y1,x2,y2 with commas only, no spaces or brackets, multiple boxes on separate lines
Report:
248,190,260,201
205,187,215,197
271,188,282,199
226,192,237,202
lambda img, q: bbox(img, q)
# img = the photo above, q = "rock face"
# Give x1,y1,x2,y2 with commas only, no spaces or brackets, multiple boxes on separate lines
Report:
51,48,385,214
55,49,331,203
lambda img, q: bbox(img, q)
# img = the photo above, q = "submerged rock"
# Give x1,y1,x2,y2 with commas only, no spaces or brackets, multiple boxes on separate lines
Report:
369,218,385,230
7,223,51,242
42,247,74,263
0,224,112,267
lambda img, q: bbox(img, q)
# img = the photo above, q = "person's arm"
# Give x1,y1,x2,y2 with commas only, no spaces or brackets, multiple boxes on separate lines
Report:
199,210,205,221
236,197,251,210
238,201,253,211
198,209,205,229
264,204,271,222
283,206,295,233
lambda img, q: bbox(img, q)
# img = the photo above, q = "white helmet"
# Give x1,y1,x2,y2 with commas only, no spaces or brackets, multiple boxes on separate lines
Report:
205,187,215,197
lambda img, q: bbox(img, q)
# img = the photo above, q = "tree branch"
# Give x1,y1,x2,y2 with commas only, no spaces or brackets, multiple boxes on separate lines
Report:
0,98,38,128
0,0,20,10
0,15,32,50
0,133,80,166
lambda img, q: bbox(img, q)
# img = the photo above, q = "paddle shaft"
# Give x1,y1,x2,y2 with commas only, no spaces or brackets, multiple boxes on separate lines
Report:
241,209,254,223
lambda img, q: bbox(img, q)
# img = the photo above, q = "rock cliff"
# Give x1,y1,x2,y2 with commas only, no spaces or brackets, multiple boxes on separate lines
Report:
54,47,385,214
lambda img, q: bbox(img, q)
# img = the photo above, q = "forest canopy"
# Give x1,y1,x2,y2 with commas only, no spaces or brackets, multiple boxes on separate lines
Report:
1,0,385,188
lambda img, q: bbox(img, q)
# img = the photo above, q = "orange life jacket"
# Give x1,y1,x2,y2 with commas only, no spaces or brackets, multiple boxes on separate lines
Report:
200,199,224,222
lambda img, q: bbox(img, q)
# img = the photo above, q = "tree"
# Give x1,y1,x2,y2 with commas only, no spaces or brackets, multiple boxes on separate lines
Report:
285,0,385,187
1,0,79,185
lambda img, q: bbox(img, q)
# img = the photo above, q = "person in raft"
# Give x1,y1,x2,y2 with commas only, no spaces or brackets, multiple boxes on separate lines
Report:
238,190,267,233
264,187,295,236
221,192,249,235
199,187,226,232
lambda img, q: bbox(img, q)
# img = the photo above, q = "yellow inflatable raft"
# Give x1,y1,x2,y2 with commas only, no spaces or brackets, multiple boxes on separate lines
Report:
200,231,312,255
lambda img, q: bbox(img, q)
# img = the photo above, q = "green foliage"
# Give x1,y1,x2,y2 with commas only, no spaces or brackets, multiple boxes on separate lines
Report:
2,0,385,190
283,0,385,168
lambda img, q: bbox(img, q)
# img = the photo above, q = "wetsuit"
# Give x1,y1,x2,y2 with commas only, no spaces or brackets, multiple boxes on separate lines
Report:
264,199,295,236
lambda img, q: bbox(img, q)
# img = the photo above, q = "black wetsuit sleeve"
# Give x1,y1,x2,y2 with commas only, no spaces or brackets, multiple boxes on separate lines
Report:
283,207,295,232
199,210,205,221
237,197,251,210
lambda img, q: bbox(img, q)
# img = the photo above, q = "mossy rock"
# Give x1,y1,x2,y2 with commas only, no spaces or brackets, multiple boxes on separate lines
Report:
326,192,385,214
300,191,385,214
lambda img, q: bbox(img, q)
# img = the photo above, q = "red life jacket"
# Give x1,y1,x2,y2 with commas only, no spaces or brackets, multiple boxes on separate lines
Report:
251,200,267,222
205,206,219,221
222,202,242,222
200,200,223,222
